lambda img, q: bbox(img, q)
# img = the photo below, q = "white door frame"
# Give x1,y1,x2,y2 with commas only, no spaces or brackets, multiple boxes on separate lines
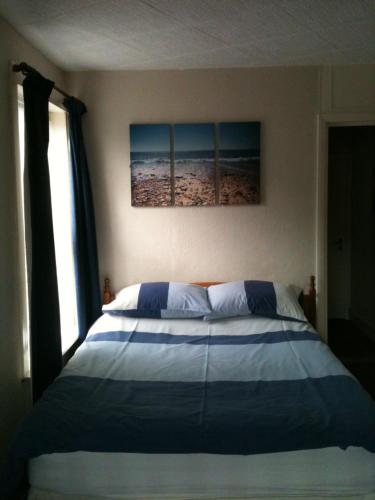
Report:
316,113,375,342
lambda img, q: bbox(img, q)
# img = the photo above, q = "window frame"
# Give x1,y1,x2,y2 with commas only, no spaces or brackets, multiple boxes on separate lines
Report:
11,68,31,380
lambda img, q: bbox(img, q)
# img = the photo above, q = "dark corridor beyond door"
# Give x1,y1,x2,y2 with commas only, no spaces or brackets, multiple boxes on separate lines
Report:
327,126,375,399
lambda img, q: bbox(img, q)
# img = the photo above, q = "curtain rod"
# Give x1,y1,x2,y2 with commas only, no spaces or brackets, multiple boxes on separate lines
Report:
13,61,73,100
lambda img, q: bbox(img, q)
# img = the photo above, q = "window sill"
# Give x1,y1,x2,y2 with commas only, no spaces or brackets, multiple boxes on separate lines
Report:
62,337,83,365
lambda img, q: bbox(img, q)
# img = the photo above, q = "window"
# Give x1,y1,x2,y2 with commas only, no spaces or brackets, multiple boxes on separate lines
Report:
16,85,30,377
16,85,79,376
48,102,79,353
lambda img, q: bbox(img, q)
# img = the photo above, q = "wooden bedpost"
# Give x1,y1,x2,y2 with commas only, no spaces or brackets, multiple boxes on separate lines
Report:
103,278,115,305
304,275,316,328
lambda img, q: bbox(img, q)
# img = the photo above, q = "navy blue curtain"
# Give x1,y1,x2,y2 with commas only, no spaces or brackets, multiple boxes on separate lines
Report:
63,97,101,339
23,72,62,402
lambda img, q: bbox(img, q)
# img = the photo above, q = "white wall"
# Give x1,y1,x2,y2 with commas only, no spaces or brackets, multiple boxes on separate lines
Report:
320,65,375,113
68,67,319,293
0,16,66,464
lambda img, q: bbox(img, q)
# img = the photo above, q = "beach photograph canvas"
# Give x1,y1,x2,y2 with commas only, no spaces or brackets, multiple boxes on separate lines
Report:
174,123,216,206
130,124,171,207
218,122,260,205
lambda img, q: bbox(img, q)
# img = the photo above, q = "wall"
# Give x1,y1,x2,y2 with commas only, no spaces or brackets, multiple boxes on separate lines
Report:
320,65,375,113
0,16,66,464
68,67,319,293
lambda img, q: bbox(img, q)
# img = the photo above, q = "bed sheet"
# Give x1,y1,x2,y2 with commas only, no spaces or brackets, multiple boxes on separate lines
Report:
4,315,375,498
29,446,375,498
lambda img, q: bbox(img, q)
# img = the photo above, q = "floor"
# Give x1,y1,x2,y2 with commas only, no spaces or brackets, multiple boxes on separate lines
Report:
328,319,375,399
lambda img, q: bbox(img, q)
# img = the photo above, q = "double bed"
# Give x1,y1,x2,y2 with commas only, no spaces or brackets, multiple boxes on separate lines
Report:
4,280,375,499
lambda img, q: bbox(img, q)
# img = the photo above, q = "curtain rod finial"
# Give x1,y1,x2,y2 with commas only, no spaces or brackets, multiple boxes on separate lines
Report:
13,62,37,76
12,63,23,72
13,61,73,100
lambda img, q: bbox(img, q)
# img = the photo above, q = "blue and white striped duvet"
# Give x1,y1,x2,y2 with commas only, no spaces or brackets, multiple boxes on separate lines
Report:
6,314,375,495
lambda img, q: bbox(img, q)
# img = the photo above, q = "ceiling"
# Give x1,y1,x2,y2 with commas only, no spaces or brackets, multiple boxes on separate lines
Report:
1,0,374,71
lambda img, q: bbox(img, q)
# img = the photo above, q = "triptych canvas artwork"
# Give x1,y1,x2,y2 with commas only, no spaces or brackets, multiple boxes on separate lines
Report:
130,122,260,207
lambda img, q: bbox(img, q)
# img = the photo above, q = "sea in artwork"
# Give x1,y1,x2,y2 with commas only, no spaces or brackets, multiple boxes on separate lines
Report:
219,148,260,205
131,151,171,207
174,149,216,206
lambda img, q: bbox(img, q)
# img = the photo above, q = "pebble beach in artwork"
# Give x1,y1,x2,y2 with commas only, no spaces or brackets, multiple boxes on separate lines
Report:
131,161,171,206
131,159,260,206
219,169,260,205
175,161,215,206
219,157,260,205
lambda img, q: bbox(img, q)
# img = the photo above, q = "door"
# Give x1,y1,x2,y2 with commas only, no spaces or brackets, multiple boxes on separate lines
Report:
328,127,352,320
328,125,375,325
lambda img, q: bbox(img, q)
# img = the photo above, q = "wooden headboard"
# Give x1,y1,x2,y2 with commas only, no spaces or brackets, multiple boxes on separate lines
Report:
299,276,316,327
103,278,115,305
103,276,316,327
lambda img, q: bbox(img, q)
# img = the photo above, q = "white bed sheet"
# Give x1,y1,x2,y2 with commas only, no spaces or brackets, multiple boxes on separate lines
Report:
29,447,375,498
28,315,375,498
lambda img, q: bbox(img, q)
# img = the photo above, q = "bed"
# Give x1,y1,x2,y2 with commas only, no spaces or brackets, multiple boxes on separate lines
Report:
3,279,375,499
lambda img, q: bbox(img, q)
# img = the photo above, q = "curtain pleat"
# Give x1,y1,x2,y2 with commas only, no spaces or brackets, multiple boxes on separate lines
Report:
23,72,62,402
63,97,101,339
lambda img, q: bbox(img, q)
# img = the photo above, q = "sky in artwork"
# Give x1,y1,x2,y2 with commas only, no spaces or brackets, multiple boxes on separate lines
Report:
174,124,214,152
130,124,170,152
219,122,260,150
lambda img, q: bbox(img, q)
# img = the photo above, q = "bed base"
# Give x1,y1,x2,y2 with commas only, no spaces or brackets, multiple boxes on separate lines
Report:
28,488,371,500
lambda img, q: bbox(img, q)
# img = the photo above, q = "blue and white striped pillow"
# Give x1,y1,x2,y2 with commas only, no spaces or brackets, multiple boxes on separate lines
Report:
205,280,306,322
102,282,211,319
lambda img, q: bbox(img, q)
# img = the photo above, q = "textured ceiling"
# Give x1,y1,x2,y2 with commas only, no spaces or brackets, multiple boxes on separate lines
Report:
0,0,374,70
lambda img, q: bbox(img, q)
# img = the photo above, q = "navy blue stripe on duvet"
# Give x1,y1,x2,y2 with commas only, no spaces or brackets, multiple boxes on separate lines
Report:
87,330,319,345
9,375,375,460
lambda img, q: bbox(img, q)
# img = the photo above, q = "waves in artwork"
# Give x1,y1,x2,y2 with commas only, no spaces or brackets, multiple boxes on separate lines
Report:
130,125,171,207
219,123,260,205
174,124,216,206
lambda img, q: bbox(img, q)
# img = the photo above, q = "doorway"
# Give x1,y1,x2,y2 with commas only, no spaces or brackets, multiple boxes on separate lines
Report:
327,125,375,397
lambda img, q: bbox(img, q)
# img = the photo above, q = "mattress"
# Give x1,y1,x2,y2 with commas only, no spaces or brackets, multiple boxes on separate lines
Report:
4,314,375,498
